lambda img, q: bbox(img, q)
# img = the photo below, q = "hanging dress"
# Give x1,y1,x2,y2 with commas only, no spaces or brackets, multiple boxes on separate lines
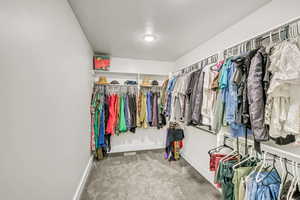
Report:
119,95,127,132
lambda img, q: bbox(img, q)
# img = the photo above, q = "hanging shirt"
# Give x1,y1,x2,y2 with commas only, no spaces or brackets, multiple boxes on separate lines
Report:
147,91,153,124
139,92,148,128
165,78,176,117
267,41,300,139
232,166,256,200
124,94,131,129
115,95,120,135
152,93,158,127
191,66,205,125
106,94,117,135
224,60,251,137
245,169,281,200
202,67,218,126
129,94,137,132
98,107,106,147
119,95,127,132
215,159,238,200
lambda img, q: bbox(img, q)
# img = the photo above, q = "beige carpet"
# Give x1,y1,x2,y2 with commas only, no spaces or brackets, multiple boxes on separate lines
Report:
80,150,221,200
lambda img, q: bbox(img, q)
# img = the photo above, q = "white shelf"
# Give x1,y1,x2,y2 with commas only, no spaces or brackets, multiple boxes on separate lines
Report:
92,70,168,80
223,132,300,161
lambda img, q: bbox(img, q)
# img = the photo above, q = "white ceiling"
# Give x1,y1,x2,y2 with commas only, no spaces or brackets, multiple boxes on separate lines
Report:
68,0,270,61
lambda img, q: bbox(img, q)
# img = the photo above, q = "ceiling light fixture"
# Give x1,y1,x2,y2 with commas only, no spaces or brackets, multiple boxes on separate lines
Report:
143,34,156,42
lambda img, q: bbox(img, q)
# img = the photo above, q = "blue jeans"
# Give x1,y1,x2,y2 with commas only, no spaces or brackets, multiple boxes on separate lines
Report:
246,169,281,200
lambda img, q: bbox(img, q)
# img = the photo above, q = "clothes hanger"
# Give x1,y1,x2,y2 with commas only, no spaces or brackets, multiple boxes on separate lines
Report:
220,150,239,163
243,42,247,53
255,151,268,182
289,162,300,200
292,23,297,38
287,161,295,200
256,153,278,183
208,141,234,155
232,146,255,169
232,145,253,169
292,24,296,39
297,163,300,193
294,162,300,196
252,38,256,50
220,141,239,163
271,31,275,45
287,161,298,200
285,158,295,183
289,24,294,39
278,157,286,200
244,151,264,182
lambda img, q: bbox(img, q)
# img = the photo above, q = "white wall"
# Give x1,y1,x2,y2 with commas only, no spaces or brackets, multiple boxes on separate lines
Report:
111,57,174,75
175,0,300,186
110,128,167,153
94,57,173,153
176,0,300,68
0,1,93,200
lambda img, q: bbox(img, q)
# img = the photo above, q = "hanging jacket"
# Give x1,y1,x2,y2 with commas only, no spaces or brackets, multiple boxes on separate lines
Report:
115,95,120,135
104,96,109,130
201,66,218,126
268,41,300,96
129,94,137,132
98,107,105,146
139,92,148,128
232,49,257,128
106,95,117,135
185,69,199,124
267,41,300,138
161,79,169,107
136,92,141,127
191,67,205,125
124,94,130,129
247,47,270,141
152,93,158,127
170,76,183,122
94,104,100,148
165,78,176,117
177,73,191,121
119,95,127,132
147,91,153,124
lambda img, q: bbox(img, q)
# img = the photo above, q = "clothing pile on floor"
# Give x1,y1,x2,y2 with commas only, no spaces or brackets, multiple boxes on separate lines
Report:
165,39,300,146
165,122,184,161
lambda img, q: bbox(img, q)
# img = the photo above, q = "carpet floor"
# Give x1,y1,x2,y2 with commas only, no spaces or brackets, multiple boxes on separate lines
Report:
80,150,221,200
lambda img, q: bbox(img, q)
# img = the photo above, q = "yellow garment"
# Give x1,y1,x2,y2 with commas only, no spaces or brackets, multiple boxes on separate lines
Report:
136,93,141,127
239,177,247,200
139,93,148,128
232,167,254,200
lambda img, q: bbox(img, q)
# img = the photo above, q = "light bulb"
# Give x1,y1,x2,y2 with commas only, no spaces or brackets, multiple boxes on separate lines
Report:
143,34,155,42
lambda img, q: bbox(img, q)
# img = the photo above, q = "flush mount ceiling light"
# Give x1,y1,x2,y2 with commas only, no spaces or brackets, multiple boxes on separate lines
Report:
143,34,156,42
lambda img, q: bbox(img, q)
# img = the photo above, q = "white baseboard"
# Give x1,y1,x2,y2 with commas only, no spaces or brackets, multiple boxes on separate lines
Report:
109,144,164,153
73,156,94,200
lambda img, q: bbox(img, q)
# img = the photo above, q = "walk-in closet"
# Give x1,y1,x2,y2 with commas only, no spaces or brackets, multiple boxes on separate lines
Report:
1,0,300,200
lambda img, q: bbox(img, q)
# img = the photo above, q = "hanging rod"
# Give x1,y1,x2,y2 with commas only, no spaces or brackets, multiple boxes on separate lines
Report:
223,135,300,167
223,17,300,58
172,17,300,77
95,83,138,87
172,53,219,77
140,85,162,88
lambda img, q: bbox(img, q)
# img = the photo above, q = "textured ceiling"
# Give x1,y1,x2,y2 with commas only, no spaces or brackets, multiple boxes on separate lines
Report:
69,0,270,61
